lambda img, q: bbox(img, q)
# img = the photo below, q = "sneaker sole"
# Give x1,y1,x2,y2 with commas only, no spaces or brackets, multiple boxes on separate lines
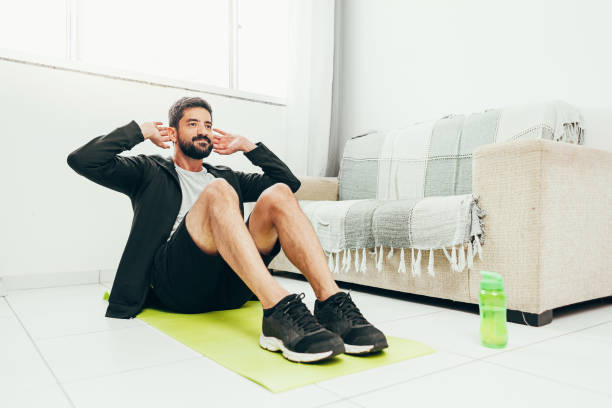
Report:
344,342,389,355
259,334,339,363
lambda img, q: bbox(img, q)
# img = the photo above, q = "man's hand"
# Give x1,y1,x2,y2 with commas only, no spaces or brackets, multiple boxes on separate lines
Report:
140,121,171,149
212,128,256,155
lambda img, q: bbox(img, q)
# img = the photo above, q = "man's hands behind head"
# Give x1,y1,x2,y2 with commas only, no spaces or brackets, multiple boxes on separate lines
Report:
140,122,171,149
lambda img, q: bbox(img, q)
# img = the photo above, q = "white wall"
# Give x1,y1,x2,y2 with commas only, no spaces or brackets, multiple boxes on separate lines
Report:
0,58,289,277
333,0,612,172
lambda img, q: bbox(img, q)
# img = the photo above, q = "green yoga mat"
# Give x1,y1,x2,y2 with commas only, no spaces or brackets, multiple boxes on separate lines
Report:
128,296,434,392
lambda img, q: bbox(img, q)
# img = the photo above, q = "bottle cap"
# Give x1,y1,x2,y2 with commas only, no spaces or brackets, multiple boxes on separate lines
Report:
480,271,504,290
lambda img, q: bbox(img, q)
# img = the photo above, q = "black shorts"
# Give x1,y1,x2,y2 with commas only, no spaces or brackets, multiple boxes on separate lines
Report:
147,212,282,314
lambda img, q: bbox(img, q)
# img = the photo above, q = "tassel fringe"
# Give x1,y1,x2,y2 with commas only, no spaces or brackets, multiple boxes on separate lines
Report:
376,245,384,272
428,249,435,276
360,248,367,274
458,244,466,272
387,246,394,259
398,248,407,274
414,249,422,276
354,248,360,272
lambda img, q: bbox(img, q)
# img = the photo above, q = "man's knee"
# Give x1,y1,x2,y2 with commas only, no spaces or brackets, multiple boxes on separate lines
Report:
200,179,238,206
257,183,296,211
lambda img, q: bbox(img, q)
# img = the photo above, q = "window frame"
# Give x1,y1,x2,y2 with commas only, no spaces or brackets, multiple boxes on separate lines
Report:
0,0,286,106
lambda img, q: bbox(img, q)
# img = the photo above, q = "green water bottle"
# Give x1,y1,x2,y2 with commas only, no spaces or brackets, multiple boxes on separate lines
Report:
479,271,508,348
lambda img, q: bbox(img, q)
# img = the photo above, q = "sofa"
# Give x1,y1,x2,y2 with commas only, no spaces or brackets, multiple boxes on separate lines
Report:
267,101,612,326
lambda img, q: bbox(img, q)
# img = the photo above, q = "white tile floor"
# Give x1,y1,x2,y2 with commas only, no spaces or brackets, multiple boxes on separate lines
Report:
2,276,612,408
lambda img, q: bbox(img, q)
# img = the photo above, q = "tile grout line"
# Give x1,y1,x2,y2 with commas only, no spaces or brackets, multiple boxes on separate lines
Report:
62,355,204,386
480,359,612,399
4,297,78,408
318,357,478,401
34,323,146,342
471,318,612,361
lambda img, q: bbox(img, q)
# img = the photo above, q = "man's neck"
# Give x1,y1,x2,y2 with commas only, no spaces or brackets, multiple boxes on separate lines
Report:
173,151,204,172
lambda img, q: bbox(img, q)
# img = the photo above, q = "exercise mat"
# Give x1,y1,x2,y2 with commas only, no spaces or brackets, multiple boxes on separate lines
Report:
134,299,435,392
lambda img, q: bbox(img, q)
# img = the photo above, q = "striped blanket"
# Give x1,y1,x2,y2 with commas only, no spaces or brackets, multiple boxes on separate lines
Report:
300,193,485,277
313,100,584,276
339,100,585,202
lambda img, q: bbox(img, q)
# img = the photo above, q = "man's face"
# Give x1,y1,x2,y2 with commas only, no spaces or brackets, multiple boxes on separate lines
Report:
174,107,213,159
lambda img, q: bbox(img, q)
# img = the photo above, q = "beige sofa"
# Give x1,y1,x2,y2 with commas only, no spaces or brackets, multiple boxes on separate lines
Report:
269,139,612,326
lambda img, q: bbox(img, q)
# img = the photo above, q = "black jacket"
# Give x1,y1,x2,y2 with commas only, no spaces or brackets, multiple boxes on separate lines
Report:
67,120,300,319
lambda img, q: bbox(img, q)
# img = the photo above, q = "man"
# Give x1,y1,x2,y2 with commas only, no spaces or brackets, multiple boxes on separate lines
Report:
67,96,387,363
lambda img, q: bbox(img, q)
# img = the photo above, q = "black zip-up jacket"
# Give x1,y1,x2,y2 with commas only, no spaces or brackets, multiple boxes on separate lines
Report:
67,121,300,319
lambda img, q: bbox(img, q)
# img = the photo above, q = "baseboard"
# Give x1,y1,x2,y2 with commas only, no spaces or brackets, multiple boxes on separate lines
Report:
0,269,116,292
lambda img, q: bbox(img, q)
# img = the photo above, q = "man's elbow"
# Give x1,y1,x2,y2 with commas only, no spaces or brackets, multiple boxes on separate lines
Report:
66,151,80,171
290,178,301,193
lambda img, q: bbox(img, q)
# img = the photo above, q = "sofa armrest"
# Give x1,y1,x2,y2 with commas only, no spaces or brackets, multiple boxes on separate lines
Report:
294,176,339,201
471,139,612,313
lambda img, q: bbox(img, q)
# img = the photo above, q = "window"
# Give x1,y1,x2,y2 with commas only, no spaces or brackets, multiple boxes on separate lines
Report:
0,0,66,59
237,0,288,98
78,0,230,89
0,0,289,100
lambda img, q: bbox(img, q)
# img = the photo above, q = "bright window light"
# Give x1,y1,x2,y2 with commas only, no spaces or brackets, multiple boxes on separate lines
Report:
0,0,66,58
237,0,288,98
77,0,230,88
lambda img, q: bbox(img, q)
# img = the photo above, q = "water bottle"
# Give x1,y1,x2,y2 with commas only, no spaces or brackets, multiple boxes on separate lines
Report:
479,271,508,348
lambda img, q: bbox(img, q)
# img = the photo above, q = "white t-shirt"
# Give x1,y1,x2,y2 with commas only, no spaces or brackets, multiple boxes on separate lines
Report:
167,164,216,241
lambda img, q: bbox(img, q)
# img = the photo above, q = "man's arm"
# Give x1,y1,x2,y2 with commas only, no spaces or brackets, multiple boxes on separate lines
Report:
212,128,301,202
67,121,170,196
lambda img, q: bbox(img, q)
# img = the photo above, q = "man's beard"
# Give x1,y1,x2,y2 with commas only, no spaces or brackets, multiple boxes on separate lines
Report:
177,134,213,159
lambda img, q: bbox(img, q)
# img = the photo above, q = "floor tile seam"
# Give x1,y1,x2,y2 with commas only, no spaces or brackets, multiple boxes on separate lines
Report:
316,358,478,400
6,281,103,294
32,323,146,342
311,385,354,407
61,355,204,386
4,297,77,408
559,318,612,338
474,321,612,360
470,327,580,359
315,397,366,408
374,309,447,325
480,359,612,399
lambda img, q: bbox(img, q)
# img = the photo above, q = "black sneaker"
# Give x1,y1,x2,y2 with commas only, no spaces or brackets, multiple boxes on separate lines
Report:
314,291,388,355
260,293,345,363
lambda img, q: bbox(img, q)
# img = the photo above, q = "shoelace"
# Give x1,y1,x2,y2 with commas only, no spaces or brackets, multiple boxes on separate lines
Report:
336,291,369,325
281,293,321,333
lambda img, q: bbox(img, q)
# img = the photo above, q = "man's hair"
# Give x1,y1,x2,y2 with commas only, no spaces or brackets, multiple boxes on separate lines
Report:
168,96,213,130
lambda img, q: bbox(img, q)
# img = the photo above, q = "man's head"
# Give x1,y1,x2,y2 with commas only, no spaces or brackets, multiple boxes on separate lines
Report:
168,97,214,160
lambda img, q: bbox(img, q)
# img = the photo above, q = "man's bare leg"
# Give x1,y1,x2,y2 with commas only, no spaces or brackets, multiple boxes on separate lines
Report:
185,179,288,309
247,183,341,302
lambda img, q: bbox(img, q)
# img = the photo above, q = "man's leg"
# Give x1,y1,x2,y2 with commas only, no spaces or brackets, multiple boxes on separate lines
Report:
247,183,341,302
248,183,388,355
185,178,288,309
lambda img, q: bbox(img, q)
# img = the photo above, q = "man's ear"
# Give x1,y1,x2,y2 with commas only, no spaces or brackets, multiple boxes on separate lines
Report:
168,127,178,143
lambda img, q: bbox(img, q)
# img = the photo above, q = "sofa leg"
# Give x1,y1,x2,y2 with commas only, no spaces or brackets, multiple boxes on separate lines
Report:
507,309,553,326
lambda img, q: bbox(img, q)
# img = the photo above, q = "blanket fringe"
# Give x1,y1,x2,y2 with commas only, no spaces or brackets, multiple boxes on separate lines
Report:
360,248,367,274
334,251,340,274
414,249,422,277
458,243,466,272
467,241,474,269
428,249,435,276
343,248,351,273
328,252,334,272
474,235,483,261
441,246,453,267
376,245,384,272
398,248,407,274
451,246,458,272
354,248,359,273
387,246,394,259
